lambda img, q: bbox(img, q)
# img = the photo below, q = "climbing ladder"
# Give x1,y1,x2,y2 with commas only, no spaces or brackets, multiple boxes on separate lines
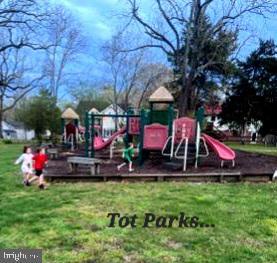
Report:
162,120,209,171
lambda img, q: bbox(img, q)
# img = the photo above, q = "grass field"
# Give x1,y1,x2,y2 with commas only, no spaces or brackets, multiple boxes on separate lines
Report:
0,144,276,263
225,142,277,157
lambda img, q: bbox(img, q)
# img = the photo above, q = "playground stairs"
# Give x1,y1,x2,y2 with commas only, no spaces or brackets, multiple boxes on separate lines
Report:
163,143,197,171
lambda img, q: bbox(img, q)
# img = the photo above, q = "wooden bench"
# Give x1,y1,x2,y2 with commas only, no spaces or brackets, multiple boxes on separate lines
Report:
47,148,59,159
67,156,102,175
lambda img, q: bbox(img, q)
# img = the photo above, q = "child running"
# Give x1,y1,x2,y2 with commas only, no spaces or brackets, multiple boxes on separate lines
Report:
32,147,48,189
15,146,33,186
117,142,135,172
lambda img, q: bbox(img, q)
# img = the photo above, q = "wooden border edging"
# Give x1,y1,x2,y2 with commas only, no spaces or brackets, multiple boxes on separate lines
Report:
45,171,274,183
118,172,242,177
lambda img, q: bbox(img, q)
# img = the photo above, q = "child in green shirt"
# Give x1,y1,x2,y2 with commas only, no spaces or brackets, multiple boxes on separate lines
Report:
117,143,135,172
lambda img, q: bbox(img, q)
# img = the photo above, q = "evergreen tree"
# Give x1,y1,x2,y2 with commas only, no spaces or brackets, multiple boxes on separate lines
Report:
168,15,237,111
15,89,61,141
220,40,277,136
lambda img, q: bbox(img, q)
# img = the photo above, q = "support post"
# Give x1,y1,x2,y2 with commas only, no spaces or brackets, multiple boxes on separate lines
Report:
75,119,79,146
183,138,189,172
196,106,205,131
195,122,201,169
125,107,133,147
149,102,153,124
61,118,65,136
110,141,114,159
168,102,173,137
85,112,89,157
138,109,145,166
91,113,95,158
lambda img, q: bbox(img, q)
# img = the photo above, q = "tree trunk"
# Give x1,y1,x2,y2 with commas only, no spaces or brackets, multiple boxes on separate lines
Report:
35,129,42,144
188,72,197,113
124,92,129,112
177,0,196,117
138,83,150,108
177,0,201,117
178,74,194,116
178,86,189,116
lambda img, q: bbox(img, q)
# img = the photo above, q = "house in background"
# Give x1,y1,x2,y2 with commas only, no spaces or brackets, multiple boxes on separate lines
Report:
1,121,17,139
89,108,100,114
100,104,125,138
204,104,229,132
1,121,34,140
204,104,259,141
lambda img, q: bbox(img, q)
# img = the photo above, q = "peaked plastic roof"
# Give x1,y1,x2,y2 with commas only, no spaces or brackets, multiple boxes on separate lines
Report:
149,86,174,102
61,107,80,120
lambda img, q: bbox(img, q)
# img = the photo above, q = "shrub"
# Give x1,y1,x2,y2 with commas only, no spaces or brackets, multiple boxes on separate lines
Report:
2,139,13,144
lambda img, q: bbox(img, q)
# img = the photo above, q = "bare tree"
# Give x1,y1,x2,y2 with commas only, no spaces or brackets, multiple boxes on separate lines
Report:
122,0,277,115
0,0,53,138
133,63,173,108
0,0,51,52
43,6,86,102
102,31,145,113
0,49,43,138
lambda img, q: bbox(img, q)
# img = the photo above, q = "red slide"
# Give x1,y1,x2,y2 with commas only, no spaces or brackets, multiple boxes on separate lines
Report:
202,133,236,161
93,127,126,151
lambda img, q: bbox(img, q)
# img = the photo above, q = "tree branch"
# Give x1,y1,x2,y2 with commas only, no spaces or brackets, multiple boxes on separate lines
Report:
127,0,176,53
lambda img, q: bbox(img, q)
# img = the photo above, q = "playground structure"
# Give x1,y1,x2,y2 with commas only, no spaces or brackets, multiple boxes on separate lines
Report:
84,111,139,158
83,86,236,171
61,108,81,151
162,117,236,171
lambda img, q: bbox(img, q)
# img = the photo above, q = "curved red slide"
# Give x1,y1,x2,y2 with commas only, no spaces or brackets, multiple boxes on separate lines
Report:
93,127,126,151
202,133,236,161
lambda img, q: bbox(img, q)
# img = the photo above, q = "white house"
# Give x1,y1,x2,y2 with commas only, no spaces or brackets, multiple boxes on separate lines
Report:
1,121,35,140
1,121,17,139
204,104,261,141
100,104,126,137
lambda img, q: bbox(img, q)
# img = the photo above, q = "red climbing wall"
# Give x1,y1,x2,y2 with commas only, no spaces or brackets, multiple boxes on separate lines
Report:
66,123,76,138
128,117,140,135
143,123,168,150
174,117,196,143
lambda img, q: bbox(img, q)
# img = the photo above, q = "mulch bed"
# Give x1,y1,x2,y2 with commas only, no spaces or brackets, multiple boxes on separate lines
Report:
46,149,277,177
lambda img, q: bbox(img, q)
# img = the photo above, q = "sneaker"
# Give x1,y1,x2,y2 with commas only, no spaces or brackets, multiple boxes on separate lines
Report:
117,165,120,171
24,180,30,186
129,169,134,172
39,184,45,190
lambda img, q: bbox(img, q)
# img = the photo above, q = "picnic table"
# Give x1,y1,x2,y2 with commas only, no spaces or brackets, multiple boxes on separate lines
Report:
67,156,102,175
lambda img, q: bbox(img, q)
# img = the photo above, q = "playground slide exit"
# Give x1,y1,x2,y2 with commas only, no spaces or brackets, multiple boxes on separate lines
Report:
202,133,236,161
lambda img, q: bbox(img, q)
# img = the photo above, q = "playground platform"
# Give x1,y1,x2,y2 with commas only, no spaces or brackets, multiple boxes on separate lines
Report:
44,149,276,183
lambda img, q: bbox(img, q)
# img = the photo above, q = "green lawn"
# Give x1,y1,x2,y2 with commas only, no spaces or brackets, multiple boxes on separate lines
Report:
226,142,277,156
0,144,276,263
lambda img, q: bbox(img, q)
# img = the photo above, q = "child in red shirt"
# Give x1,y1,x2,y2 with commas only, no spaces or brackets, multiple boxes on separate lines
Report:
32,147,48,189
